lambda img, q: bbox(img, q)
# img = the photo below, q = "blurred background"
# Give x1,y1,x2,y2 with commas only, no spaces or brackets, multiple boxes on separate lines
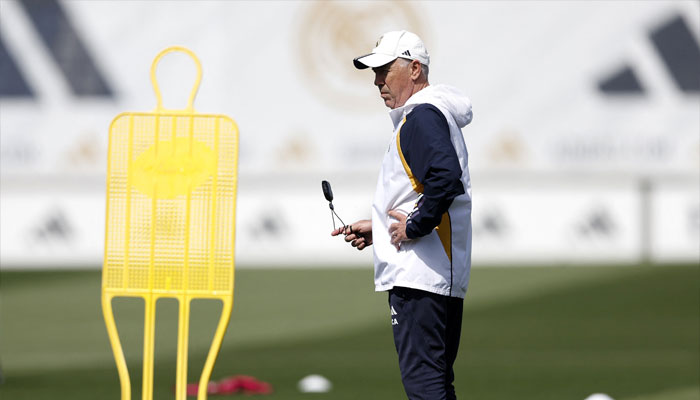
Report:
0,1,698,399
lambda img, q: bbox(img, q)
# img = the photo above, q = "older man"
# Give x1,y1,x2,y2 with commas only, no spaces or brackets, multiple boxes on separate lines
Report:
331,31,474,399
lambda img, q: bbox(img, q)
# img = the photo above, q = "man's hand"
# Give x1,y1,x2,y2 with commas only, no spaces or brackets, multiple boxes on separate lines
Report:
388,210,409,250
331,219,373,250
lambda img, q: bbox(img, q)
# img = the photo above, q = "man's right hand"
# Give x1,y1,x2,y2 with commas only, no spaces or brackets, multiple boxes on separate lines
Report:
331,219,373,250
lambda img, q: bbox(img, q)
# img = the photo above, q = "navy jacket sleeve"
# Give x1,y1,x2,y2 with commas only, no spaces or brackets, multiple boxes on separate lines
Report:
400,104,465,239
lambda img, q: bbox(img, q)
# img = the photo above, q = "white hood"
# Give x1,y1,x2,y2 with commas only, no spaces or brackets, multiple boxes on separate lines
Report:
390,84,473,129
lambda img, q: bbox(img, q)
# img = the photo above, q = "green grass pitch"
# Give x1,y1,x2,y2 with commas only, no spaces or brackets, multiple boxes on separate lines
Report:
0,264,698,399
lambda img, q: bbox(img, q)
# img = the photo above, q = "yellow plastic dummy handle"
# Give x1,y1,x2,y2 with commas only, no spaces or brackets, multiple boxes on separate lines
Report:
150,46,202,113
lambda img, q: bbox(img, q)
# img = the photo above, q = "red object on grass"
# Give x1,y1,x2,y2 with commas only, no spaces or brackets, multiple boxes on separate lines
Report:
216,375,273,395
179,375,273,396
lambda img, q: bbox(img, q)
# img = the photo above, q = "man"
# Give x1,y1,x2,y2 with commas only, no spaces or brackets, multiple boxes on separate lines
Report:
331,30,473,399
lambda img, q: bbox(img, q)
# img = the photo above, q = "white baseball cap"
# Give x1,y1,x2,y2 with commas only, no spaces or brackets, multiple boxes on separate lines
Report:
353,30,430,70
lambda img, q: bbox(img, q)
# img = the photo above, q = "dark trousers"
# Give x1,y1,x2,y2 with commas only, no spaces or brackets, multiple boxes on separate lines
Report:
389,286,464,400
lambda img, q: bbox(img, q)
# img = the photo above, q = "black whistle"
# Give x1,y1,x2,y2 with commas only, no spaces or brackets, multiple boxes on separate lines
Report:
322,180,334,202
321,180,348,231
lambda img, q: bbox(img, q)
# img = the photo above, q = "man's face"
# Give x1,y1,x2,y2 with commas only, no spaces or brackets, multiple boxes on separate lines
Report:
372,59,413,109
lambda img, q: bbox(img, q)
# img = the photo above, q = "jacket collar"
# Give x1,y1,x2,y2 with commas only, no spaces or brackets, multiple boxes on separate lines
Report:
388,85,432,129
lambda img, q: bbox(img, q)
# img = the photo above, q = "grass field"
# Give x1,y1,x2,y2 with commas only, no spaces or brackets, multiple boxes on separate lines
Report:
0,265,698,399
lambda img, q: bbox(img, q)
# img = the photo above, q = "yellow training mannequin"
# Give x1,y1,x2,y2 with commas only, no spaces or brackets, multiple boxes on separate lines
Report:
102,46,238,400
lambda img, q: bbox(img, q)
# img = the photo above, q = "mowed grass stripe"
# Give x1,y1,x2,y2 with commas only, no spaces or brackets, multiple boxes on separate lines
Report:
0,266,625,373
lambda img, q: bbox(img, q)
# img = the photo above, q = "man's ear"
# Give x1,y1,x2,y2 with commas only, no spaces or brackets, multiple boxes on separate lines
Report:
410,60,422,80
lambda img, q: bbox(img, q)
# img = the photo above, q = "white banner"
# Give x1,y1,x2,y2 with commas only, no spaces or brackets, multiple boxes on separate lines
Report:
650,181,700,262
472,177,643,264
2,175,697,269
1,1,698,177
1,0,698,268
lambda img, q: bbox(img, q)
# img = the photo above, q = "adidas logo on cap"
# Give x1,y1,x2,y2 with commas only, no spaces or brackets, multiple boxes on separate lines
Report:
353,30,430,70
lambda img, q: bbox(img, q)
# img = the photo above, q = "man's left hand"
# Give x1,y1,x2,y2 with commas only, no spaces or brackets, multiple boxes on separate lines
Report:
387,210,409,250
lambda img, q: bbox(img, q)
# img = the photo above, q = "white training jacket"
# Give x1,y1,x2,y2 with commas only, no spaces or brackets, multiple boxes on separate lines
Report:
372,84,473,298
